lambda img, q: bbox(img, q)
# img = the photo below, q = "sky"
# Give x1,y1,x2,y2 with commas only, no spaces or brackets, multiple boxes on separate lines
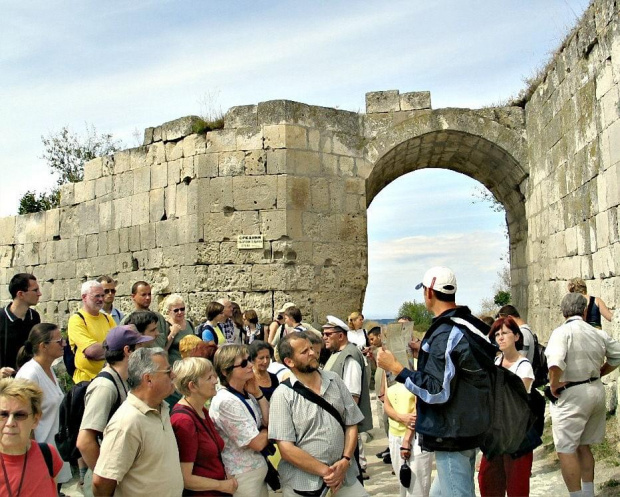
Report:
0,0,590,318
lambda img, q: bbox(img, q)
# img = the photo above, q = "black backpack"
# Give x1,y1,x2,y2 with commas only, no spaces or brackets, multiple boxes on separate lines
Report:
460,328,533,460
531,333,549,388
55,371,120,463
64,311,113,377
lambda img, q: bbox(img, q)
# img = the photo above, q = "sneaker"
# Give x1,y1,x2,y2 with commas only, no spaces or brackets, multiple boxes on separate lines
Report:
361,471,370,481
383,454,392,465
375,448,389,459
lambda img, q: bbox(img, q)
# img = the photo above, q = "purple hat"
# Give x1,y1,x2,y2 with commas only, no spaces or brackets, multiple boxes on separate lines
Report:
105,325,153,351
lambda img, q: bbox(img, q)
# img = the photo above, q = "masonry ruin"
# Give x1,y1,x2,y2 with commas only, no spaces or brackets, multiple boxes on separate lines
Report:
1,0,619,364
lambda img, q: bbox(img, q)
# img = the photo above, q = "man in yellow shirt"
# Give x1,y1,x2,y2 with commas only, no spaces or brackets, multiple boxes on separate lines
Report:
68,280,114,383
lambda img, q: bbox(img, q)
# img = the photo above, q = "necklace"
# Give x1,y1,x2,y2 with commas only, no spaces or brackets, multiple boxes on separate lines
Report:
0,446,29,497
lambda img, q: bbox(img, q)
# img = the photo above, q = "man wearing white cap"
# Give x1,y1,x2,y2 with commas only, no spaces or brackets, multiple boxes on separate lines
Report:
378,266,496,497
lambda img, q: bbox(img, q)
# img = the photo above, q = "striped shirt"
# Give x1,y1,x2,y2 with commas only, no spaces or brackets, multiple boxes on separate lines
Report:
268,370,364,492
545,316,620,382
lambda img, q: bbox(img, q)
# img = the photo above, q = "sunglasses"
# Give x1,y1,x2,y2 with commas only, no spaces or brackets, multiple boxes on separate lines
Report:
231,358,252,369
322,331,342,338
172,307,185,313
0,410,32,422
104,288,116,295
47,338,66,345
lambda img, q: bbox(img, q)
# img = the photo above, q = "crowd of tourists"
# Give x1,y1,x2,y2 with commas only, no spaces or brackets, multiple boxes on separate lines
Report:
1,270,619,497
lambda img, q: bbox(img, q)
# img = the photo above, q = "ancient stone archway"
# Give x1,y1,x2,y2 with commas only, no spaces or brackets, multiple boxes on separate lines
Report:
361,106,529,315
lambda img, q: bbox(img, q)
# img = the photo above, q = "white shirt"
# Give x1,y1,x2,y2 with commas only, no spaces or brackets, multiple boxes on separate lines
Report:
545,316,620,382
16,359,73,483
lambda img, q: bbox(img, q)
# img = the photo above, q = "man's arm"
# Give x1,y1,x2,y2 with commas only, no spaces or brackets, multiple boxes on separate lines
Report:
76,429,101,469
341,357,362,405
277,440,331,477
548,366,567,397
91,474,117,496
69,315,104,360
83,343,105,360
324,424,358,489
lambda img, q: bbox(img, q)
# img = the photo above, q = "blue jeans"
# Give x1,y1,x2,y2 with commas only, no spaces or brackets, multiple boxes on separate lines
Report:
429,449,477,497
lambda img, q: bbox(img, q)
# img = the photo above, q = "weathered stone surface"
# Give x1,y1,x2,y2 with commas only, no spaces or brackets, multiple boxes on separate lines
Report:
232,176,278,211
400,91,431,111
161,116,202,142
365,90,401,113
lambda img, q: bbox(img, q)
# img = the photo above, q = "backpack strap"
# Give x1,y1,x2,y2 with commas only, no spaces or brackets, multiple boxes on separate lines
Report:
281,378,345,431
97,371,123,418
38,442,54,477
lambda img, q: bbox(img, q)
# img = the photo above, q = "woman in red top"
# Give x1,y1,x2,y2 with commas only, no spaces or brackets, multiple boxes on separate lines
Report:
172,357,238,496
0,377,63,497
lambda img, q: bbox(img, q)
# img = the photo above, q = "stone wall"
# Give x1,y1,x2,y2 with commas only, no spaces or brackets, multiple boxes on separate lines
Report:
0,0,618,346
523,0,620,340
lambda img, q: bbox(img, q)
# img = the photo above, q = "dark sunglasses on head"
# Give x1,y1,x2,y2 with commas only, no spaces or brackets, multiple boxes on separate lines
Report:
104,288,116,295
172,307,186,313
231,358,251,369
0,410,32,421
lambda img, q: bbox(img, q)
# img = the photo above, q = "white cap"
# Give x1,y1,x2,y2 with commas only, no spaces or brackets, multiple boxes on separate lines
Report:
322,315,349,332
277,302,295,314
415,266,457,295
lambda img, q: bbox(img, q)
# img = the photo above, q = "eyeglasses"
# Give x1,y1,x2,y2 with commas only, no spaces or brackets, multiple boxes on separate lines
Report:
104,288,116,295
172,307,185,313
47,338,66,345
152,368,172,376
0,410,32,422
231,358,252,369
322,331,342,338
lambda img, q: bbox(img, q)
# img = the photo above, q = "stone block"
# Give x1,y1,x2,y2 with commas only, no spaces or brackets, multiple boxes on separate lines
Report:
177,214,202,245
107,229,120,255
308,129,320,152
168,159,182,186
175,183,188,217
129,146,149,170
131,192,150,226
310,178,330,212
74,180,96,204
206,129,236,152
133,167,151,194
287,177,311,211
178,265,210,292
400,91,431,110
260,210,287,240
165,183,177,219
161,116,202,142
114,150,131,174
44,209,60,241
244,150,266,175
13,244,39,267
219,151,245,176
113,197,132,229
167,141,184,162
232,176,278,211
207,177,233,212
206,264,252,291
225,105,258,128
148,142,166,165
98,231,108,256
150,188,165,223
287,150,321,176
203,211,260,242
95,176,113,200
155,220,177,248
85,234,98,259
365,90,400,113
115,171,134,199
220,241,271,264
143,127,155,145
15,211,46,244
183,134,207,157
184,242,220,265
0,216,16,245
236,127,263,150
83,157,103,181
265,149,288,175
195,153,219,178
180,157,195,182
263,125,307,150
99,201,113,232
251,264,315,291
272,240,313,264
151,162,168,190
59,183,75,207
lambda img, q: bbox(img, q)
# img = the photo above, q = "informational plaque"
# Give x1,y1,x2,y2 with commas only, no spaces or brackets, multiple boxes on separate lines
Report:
237,234,264,249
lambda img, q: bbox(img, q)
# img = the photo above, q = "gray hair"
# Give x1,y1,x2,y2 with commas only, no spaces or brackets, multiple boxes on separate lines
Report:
561,293,588,319
81,280,103,297
127,347,167,389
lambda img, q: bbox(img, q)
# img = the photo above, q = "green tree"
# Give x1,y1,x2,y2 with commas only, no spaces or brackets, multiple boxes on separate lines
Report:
17,124,122,214
494,290,511,307
397,300,434,333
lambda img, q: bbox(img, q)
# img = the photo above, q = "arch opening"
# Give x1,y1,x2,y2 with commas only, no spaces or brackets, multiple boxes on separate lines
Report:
364,129,529,319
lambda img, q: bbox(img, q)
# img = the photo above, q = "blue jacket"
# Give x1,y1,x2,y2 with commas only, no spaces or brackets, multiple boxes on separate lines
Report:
396,306,496,452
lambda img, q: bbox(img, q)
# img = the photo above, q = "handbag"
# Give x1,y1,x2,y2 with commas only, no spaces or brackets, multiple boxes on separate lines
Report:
399,459,412,488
